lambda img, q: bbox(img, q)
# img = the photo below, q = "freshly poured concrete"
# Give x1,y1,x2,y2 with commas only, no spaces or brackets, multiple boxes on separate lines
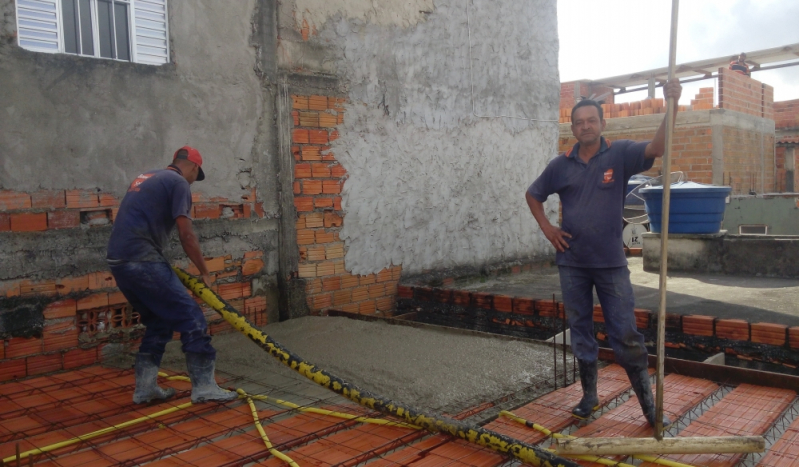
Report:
446,257,799,326
159,316,561,413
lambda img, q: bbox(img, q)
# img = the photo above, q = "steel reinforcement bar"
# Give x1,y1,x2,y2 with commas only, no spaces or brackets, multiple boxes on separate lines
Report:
173,267,578,467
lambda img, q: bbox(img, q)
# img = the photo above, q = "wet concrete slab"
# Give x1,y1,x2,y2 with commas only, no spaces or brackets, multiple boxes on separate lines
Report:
442,257,799,327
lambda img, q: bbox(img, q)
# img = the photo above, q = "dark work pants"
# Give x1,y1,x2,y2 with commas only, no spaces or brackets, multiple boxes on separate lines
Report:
110,261,215,365
558,265,649,373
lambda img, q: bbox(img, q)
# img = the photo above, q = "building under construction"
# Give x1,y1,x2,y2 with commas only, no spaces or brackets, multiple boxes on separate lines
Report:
1,0,798,465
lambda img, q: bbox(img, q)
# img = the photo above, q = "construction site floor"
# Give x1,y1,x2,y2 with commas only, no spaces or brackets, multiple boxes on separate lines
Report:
3,316,799,466
445,257,799,327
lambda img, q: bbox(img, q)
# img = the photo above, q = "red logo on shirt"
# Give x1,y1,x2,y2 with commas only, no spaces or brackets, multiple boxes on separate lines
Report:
128,174,154,192
602,169,614,183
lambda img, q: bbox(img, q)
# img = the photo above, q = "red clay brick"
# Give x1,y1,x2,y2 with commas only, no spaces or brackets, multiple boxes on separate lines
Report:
683,315,716,337
0,358,27,382
333,289,352,306
295,163,312,178
47,210,80,229
43,298,77,319
244,250,263,259
493,295,513,312
30,190,66,209
63,347,98,369
6,337,43,359
0,212,9,231
750,322,787,346
315,197,334,208
789,327,799,350
452,290,471,306
309,130,329,144
376,296,394,312
341,275,360,289
715,319,749,341
298,110,319,127
292,129,310,143
10,212,47,231
56,275,90,294
318,113,337,128
0,190,32,210
43,319,78,352
88,271,116,289
376,269,393,283
292,95,309,110
471,292,493,310
322,180,342,194
307,95,328,111
108,291,127,305
303,180,323,195
397,285,414,299
324,212,343,227
65,189,99,208
359,300,376,314
19,279,57,296
77,293,109,311
27,353,63,375
330,164,347,178
295,197,314,212
512,297,535,315
98,193,118,207
322,276,341,291
242,258,264,276
194,203,221,219
368,284,385,299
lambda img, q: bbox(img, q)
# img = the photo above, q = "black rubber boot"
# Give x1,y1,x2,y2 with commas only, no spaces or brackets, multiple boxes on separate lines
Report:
185,352,238,403
132,353,175,404
571,359,599,420
627,368,671,428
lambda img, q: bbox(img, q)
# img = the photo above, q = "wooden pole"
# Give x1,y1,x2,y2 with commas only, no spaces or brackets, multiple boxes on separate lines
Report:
555,436,765,456
655,0,680,439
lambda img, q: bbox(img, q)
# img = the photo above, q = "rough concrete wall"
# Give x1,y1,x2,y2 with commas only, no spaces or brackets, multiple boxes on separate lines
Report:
0,0,260,200
292,0,560,275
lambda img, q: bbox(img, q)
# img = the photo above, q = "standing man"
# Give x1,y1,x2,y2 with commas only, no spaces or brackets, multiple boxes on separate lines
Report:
525,81,682,428
107,146,237,404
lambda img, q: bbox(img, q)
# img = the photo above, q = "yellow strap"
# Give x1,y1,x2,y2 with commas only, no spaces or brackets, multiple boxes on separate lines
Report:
241,389,300,467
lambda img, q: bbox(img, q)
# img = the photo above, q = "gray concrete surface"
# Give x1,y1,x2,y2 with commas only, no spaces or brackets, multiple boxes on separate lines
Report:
445,257,799,326
157,316,563,414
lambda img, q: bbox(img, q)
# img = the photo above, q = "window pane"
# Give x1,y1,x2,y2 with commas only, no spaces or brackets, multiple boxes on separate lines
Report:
78,0,94,55
62,0,79,54
114,3,130,61
97,0,114,58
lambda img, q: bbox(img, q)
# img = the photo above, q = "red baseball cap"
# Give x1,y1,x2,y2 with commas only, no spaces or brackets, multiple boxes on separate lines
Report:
173,146,205,181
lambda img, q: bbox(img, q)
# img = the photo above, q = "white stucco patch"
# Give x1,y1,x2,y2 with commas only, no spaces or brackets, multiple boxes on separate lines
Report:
325,0,561,274
294,0,434,30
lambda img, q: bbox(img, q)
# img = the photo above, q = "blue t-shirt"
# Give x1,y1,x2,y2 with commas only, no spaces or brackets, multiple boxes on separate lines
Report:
527,137,654,268
107,167,193,263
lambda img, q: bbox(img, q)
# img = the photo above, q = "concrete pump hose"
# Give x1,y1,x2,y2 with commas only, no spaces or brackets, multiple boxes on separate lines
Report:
173,266,579,467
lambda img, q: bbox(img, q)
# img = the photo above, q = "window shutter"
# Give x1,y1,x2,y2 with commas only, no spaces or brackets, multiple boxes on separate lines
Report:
15,0,61,53
132,0,168,65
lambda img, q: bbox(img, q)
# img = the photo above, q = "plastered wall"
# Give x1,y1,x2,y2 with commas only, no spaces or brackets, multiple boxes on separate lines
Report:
286,0,561,275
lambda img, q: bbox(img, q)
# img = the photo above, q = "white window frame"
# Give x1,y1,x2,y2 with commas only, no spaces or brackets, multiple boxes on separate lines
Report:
14,0,169,65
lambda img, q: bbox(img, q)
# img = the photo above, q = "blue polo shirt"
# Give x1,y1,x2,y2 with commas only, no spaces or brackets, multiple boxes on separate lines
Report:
107,167,193,263
528,137,654,268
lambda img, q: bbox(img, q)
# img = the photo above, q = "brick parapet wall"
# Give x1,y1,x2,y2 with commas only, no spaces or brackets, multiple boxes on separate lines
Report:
722,126,776,194
0,250,268,382
291,95,401,315
718,67,774,119
400,285,799,369
558,86,707,124
0,187,266,232
774,99,799,131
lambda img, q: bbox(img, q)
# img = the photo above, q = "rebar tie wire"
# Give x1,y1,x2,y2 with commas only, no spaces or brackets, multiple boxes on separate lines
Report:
499,410,700,467
2,371,420,466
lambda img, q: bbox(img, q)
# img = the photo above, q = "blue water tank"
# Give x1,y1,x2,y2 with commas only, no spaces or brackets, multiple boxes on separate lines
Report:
640,182,732,234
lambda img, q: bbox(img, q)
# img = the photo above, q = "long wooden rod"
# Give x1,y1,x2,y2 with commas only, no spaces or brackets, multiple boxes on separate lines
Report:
655,0,680,439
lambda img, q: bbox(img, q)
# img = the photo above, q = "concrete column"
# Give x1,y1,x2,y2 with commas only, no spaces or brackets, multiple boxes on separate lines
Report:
648,78,656,99
710,111,725,186
787,146,796,192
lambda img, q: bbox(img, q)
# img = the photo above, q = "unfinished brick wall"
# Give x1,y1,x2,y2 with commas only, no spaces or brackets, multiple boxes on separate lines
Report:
722,127,776,194
718,67,774,119
291,95,401,315
0,186,272,381
0,250,268,382
774,99,799,130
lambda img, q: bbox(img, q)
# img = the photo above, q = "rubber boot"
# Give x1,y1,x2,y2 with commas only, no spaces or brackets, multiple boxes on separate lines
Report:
627,368,671,428
132,353,175,404
185,352,238,403
571,359,599,420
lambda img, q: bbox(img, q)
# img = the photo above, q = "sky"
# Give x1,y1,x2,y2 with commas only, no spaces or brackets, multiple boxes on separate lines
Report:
557,0,799,105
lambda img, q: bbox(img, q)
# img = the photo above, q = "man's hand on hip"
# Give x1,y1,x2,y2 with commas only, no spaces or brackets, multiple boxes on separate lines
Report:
542,224,572,253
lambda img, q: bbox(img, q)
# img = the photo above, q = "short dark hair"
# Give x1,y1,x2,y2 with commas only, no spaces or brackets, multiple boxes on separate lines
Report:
571,99,603,122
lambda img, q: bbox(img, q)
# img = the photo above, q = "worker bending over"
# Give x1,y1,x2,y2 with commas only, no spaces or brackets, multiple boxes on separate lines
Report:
107,146,237,404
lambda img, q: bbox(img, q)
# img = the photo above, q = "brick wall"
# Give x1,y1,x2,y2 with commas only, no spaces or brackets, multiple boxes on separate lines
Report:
291,95,401,315
558,86,700,124
722,127,776,194
0,249,268,382
774,99,799,130
718,67,774,119
0,186,271,381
